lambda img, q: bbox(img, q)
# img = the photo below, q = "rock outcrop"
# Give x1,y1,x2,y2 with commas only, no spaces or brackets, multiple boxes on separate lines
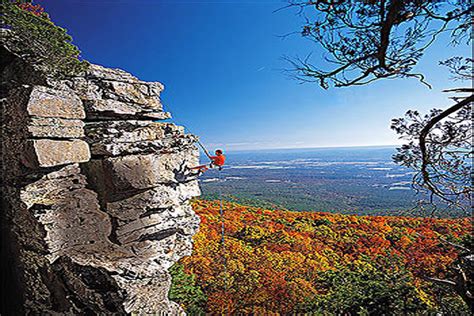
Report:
1,46,201,314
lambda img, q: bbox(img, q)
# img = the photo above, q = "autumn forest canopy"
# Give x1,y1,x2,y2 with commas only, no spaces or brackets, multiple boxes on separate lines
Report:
170,201,471,314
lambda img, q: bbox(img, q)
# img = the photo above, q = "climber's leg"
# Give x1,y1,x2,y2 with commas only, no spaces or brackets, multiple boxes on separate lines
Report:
190,164,207,170
186,165,208,177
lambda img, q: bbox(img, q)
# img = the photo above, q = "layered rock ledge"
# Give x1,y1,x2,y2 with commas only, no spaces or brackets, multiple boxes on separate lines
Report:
1,48,201,314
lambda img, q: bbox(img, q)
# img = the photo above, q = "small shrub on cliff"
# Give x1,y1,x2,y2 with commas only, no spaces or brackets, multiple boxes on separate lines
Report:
16,2,46,17
1,1,89,77
169,263,207,315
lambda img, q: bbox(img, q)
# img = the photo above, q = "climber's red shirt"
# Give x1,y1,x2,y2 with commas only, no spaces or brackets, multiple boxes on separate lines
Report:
211,154,226,166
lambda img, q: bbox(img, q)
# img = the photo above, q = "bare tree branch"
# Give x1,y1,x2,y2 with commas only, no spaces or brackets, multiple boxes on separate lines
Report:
418,95,474,202
282,1,473,88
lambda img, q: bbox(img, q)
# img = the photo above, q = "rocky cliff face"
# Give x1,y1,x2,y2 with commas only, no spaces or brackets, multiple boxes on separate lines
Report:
1,46,201,314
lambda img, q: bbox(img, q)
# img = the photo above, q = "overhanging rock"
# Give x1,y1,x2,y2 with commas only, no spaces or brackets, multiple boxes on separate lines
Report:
2,47,201,314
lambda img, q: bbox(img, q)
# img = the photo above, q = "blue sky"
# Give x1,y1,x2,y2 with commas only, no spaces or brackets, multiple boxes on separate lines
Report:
37,0,469,151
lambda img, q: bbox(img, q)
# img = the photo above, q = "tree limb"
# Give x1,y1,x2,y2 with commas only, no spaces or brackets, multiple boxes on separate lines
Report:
418,95,474,199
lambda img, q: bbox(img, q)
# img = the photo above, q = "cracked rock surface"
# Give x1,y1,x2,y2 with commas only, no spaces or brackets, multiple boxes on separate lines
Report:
1,47,201,314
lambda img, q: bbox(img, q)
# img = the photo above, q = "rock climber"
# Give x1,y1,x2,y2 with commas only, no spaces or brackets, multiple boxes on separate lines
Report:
191,149,226,174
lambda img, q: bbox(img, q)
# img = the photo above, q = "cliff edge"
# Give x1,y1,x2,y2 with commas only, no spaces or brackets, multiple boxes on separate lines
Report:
1,27,201,314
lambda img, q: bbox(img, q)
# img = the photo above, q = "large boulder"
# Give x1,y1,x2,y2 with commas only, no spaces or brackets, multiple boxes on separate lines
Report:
69,64,171,120
104,149,198,188
85,120,196,156
26,85,85,119
23,139,90,168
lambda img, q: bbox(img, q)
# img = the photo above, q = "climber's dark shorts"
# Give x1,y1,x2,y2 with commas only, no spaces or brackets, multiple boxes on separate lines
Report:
209,162,223,170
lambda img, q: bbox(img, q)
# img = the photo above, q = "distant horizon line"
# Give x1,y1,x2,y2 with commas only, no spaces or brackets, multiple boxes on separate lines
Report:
204,144,400,153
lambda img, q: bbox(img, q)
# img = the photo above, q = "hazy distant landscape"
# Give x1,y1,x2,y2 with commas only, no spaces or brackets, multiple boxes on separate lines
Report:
199,146,463,217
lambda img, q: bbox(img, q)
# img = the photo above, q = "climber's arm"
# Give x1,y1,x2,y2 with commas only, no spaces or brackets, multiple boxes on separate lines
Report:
204,149,212,159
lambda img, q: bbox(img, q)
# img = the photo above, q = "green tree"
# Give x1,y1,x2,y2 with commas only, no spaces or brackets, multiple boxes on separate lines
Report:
296,261,430,315
1,1,89,77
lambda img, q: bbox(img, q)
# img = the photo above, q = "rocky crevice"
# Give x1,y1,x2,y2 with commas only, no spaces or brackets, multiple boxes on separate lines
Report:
1,46,201,314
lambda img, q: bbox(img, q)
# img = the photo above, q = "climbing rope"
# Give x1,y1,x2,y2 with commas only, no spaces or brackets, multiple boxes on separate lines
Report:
195,138,212,159
218,171,228,287
217,169,229,314
153,100,213,158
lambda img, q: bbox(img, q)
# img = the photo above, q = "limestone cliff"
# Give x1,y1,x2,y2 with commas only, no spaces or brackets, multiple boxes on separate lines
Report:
1,43,201,314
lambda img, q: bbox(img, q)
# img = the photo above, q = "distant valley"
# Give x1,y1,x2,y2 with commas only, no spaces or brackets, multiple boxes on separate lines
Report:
199,146,466,218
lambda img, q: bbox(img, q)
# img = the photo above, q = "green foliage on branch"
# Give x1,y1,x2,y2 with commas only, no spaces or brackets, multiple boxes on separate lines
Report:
1,1,89,77
169,263,207,315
